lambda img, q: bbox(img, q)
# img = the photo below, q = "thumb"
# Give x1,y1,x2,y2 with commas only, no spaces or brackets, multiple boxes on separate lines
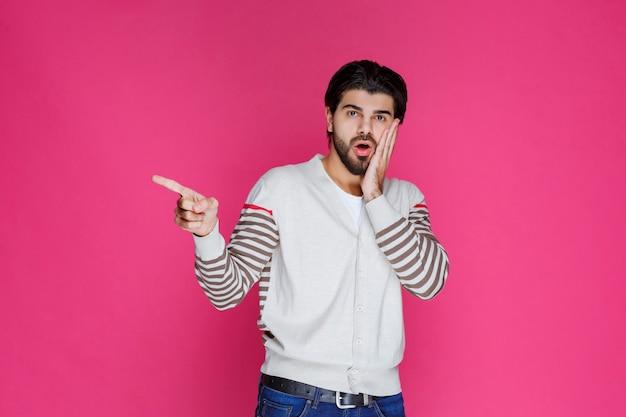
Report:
193,197,218,213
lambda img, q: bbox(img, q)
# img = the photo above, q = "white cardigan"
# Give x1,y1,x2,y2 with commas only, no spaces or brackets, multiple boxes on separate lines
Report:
192,153,449,396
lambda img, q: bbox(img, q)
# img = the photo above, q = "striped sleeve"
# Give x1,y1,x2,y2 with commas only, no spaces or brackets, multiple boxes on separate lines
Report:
364,185,449,300
192,176,279,311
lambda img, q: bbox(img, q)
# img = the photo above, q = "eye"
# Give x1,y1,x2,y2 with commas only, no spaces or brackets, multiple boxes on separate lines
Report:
375,115,387,121
347,110,358,117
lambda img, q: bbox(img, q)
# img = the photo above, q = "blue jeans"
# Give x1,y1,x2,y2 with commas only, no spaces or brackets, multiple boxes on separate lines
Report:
254,374,406,417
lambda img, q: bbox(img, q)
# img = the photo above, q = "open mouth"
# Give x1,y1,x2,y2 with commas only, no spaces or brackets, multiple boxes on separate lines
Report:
353,143,372,156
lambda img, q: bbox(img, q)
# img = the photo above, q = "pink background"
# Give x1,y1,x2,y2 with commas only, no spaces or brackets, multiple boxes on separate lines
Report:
1,0,625,416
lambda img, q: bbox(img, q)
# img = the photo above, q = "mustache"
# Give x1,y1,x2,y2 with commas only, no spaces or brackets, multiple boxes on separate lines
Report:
351,133,376,145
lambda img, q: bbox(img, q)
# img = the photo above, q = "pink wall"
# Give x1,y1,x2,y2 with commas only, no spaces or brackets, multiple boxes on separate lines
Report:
2,0,625,416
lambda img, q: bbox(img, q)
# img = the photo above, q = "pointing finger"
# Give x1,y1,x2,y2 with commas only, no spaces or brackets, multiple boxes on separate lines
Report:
152,174,193,198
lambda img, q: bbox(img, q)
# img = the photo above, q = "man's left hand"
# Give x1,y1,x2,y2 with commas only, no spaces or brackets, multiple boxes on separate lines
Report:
361,118,400,203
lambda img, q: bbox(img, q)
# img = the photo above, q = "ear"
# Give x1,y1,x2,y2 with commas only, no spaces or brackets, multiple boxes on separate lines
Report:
325,106,333,133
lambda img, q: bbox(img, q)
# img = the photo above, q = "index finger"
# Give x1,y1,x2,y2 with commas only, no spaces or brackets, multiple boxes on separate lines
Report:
152,174,193,197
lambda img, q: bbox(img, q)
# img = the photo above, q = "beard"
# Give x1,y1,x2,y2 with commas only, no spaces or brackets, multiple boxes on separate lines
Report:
330,131,375,176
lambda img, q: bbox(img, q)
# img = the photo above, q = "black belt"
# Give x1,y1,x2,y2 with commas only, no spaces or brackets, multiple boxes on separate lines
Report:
260,372,380,409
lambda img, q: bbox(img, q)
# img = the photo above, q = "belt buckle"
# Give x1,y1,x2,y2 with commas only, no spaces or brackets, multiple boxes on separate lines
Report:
335,391,357,409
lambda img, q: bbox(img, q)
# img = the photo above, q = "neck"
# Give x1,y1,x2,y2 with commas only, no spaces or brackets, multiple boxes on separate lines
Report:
321,149,363,197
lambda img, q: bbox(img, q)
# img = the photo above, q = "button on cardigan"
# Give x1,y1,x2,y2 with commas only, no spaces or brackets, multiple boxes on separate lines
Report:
192,153,450,396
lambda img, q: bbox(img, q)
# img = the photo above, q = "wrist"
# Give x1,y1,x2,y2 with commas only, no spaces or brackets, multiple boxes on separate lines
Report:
363,189,382,203
193,217,218,238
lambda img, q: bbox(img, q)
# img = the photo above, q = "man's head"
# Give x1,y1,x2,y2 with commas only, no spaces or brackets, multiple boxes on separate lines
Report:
324,60,408,175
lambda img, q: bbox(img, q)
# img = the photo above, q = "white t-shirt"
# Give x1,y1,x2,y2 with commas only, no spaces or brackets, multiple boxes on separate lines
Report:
335,186,363,227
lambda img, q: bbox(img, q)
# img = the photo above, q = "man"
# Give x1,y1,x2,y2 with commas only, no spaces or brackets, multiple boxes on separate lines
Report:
152,60,449,417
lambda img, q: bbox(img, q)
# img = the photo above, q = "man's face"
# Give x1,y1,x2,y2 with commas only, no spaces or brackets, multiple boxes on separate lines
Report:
326,89,395,176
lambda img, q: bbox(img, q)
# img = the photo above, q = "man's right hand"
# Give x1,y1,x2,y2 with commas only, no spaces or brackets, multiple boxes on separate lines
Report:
151,174,219,237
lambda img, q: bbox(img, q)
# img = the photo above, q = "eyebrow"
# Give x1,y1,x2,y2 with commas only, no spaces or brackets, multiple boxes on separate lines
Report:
341,104,392,116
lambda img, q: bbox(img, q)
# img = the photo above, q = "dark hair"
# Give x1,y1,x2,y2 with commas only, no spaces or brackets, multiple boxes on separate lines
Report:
324,60,408,146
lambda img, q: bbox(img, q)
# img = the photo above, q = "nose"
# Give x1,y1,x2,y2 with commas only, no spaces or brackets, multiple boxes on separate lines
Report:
357,118,373,138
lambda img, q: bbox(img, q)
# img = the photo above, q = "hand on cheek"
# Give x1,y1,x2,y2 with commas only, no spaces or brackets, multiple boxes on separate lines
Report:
361,118,400,203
